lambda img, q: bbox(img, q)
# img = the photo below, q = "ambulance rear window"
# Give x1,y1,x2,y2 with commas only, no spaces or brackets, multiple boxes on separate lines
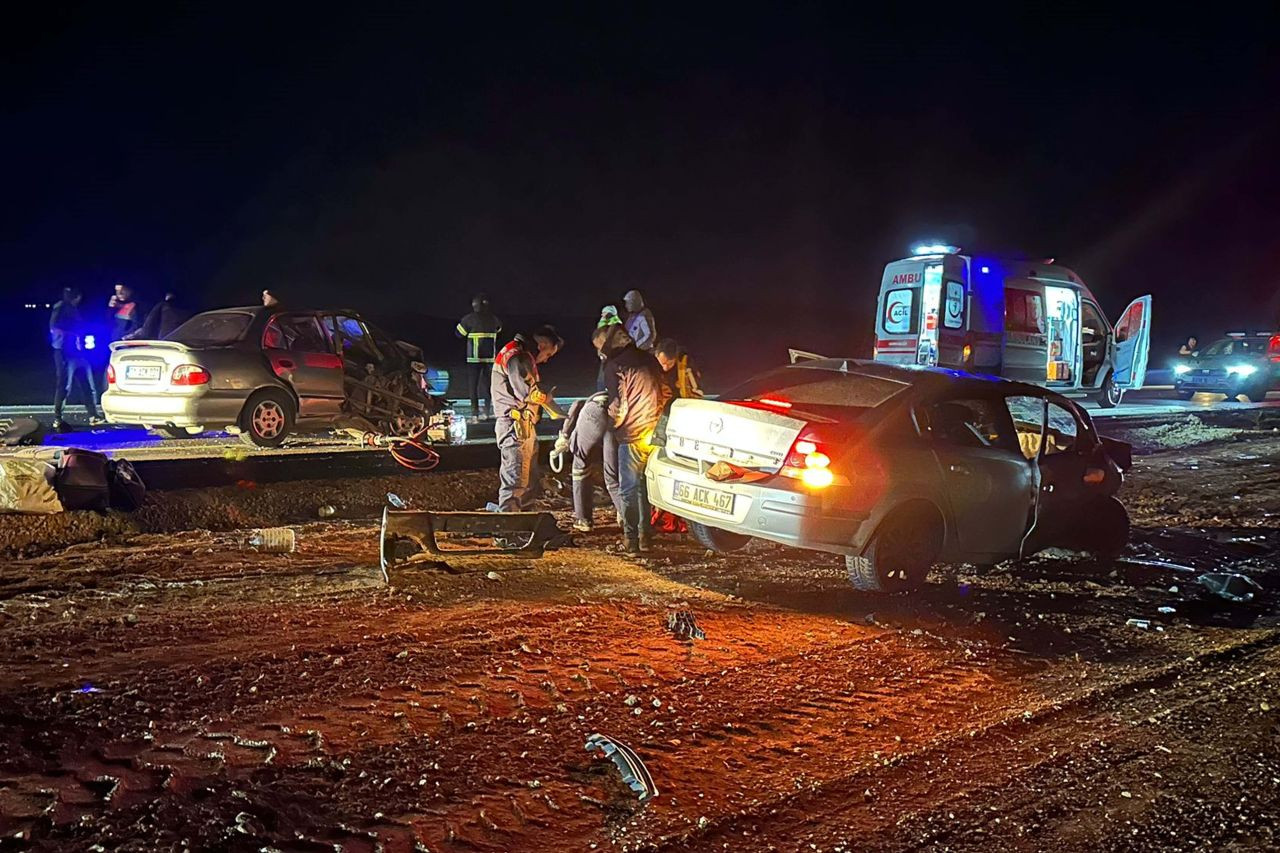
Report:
1005,290,1045,334
882,288,916,335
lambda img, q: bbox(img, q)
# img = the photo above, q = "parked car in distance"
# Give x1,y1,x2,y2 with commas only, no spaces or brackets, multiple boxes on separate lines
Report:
1173,332,1280,402
646,359,1132,593
103,307,438,446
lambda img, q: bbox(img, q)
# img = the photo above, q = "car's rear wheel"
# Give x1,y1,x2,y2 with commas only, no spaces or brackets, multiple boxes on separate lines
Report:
688,521,750,554
1087,496,1130,559
238,390,295,448
846,506,943,594
1098,372,1122,408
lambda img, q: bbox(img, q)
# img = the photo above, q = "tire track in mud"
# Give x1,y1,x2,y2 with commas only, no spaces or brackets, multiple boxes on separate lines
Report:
674,628,1280,851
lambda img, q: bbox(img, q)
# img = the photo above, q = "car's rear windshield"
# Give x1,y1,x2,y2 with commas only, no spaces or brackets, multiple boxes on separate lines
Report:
725,367,908,419
1201,338,1262,357
168,311,254,346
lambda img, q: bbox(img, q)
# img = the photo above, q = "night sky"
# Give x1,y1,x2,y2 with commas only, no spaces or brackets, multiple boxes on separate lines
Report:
4,4,1279,385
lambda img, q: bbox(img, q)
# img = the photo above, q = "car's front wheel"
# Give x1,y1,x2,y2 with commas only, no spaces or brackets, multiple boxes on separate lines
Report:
846,507,943,594
1245,381,1270,403
238,390,295,448
688,520,750,554
1175,387,1195,400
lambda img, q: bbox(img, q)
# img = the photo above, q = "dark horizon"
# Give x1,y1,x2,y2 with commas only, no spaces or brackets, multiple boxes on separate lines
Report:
5,5,1280,373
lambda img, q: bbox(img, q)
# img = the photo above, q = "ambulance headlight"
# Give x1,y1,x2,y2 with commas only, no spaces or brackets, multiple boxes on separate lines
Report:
1227,364,1258,378
1173,364,1191,375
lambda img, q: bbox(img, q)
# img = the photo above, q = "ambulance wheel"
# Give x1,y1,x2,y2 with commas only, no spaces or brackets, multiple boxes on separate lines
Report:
1098,373,1123,408
238,390,294,448
688,521,750,554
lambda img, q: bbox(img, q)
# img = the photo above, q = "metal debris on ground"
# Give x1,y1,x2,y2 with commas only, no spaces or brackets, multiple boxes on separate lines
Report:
1126,618,1151,630
386,492,409,509
1196,572,1264,604
666,610,706,641
245,527,296,553
317,504,336,518
584,733,658,801
1157,606,1177,615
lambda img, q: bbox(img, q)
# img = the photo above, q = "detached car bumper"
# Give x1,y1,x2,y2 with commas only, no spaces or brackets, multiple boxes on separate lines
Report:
102,389,248,428
645,448,869,556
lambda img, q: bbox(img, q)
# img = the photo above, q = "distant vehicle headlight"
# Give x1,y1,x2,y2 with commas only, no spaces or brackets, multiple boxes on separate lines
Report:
1173,363,1191,375
1227,364,1258,378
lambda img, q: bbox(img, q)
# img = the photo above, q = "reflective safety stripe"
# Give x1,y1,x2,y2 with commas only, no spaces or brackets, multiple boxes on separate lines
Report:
465,331,499,363
456,323,468,336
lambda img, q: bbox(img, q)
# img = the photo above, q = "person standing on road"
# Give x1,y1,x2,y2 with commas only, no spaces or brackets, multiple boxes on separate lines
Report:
491,325,565,512
63,303,103,428
623,290,657,352
107,283,143,342
456,294,502,420
598,322,669,553
126,291,190,340
50,287,84,431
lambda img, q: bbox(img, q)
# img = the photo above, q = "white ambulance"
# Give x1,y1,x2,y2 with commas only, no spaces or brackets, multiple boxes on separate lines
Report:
873,247,1152,407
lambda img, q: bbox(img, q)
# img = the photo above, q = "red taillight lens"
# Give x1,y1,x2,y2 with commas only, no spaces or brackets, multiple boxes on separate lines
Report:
782,430,836,486
171,364,210,386
106,364,116,385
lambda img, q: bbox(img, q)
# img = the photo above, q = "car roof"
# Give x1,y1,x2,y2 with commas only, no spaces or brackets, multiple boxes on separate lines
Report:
785,358,1056,399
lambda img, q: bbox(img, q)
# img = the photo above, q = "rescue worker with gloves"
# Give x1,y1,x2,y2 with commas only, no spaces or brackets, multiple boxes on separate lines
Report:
550,378,622,533
491,325,565,512
457,294,502,420
597,322,670,553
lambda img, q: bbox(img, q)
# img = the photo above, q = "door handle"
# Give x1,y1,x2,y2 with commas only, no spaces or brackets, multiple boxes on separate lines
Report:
948,463,971,476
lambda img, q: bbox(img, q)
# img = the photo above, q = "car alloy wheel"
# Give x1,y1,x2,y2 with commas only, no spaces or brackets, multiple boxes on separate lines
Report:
252,400,286,440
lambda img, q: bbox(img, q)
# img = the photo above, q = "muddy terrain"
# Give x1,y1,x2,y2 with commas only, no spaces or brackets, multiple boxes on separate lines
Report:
2,427,1280,851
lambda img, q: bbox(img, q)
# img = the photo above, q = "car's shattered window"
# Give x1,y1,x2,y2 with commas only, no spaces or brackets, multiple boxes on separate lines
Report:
167,311,254,345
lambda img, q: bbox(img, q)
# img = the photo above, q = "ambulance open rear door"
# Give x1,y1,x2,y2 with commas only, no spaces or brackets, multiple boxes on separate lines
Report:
1112,295,1152,390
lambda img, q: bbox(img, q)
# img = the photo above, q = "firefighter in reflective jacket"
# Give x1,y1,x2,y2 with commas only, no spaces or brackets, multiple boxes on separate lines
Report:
456,294,502,420
491,326,565,511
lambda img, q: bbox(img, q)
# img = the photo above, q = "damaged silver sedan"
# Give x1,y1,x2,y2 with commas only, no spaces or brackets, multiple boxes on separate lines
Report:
646,359,1132,593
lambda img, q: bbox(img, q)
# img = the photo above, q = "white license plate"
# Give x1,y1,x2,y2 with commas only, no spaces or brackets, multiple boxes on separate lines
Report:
125,365,162,381
672,480,735,516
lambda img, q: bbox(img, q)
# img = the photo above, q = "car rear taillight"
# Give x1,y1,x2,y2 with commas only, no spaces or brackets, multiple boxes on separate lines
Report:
106,364,116,385
1269,335,1280,363
171,364,210,386
780,429,835,488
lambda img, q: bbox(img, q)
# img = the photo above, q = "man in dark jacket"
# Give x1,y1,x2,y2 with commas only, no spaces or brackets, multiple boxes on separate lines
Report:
491,325,564,512
107,283,143,342
50,287,86,430
126,291,190,340
598,323,670,552
457,294,502,420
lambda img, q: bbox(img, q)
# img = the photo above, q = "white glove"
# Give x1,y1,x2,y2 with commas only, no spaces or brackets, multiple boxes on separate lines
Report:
552,434,569,456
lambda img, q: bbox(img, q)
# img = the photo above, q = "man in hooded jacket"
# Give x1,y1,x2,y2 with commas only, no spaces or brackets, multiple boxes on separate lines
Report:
457,294,502,420
597,323,670,552
623,290,657,352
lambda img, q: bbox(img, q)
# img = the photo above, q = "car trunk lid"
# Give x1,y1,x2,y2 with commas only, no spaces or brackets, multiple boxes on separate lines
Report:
110,341,202,394
664,398,807,475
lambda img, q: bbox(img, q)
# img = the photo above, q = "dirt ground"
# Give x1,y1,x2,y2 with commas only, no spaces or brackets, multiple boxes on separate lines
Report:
2,427,1280,851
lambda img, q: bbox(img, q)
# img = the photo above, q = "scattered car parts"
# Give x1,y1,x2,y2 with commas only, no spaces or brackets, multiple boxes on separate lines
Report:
585,733,658,801
666,610,706,641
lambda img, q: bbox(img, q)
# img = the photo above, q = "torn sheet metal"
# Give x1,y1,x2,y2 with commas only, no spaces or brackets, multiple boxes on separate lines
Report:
585,733,658,801
1196,572,1264,604
666,610,706,641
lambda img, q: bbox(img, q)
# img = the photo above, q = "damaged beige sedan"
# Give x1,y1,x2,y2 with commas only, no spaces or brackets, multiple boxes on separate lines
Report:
646,359,1132,593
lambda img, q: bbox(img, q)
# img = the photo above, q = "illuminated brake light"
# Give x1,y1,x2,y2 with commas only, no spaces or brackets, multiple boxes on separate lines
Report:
757,397,792,409
781,432,835,488
794,440,818,455
106,364,116,385
171,364,210,386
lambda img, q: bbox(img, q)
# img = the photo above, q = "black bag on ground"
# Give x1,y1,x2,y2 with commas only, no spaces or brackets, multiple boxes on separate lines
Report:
107,458,146,511
54,448,111,511
0,417,44,447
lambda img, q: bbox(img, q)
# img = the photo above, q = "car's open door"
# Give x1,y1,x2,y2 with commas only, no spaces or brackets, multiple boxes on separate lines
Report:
1112,295,1152,390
